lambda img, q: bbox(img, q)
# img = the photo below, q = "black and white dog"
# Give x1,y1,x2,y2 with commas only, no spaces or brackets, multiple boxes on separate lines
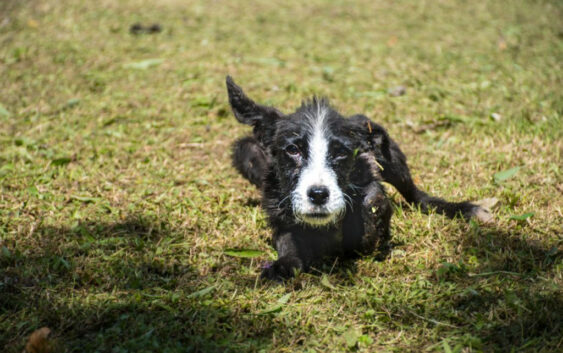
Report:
226,76,488,280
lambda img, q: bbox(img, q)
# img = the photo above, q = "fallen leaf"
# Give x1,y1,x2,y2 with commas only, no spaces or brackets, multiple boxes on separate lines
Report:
224,248,264,258
0,103,11,118
63,98,80,110
387,35,398,47
358,334,374,345
277,293,291,304
70,195,100,203
494,167,520,183
25,327,52,353
257,303,283,315
257,293,291,315
321,274,337,290
342,327,361,348
509,212,534,221
187,285,216,298
388,85,406,97
1,245,11,258
442,340,453,353
27,19,39,28
123,58,163,69
51,157,72,166
248,57,285,67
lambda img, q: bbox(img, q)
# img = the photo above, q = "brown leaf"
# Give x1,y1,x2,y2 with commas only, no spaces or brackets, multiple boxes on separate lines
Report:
27,19,39,28
24,327,52,353
387,36,398,47
388,85,407,97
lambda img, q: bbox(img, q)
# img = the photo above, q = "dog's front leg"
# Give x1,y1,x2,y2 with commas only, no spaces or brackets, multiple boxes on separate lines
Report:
378,138,490,220
350,114,489,221
360,181,392,257
341,180,392,258
261,231,308,281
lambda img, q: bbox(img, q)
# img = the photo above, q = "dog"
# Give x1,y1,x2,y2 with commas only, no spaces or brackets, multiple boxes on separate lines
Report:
226,76,488,280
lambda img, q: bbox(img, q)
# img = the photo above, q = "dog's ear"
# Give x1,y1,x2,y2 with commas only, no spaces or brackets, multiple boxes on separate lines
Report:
348,114,391,161
226,76,282,126
369,122,391,161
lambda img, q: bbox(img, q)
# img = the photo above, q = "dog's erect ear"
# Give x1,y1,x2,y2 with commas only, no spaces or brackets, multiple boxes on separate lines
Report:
369,122,391,161
348,114,391,161
226,76,282,126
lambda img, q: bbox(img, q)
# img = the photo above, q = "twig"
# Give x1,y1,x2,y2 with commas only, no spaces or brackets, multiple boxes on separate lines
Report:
408,310,459,328
468,271,522,277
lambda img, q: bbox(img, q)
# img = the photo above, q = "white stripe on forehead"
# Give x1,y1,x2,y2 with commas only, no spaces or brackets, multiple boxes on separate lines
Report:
304,104,329,175
305,100,328,130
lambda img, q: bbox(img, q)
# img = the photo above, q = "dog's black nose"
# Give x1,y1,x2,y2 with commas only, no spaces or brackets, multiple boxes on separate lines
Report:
307,186,330,205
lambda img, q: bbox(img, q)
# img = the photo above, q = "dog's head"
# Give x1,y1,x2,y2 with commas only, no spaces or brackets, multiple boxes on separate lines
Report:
227,76,389,227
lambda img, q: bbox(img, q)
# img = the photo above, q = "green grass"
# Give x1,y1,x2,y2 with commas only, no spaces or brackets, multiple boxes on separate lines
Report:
1,0,561,352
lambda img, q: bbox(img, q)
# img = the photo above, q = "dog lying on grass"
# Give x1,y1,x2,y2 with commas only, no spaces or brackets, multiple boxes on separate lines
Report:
226,76,489,280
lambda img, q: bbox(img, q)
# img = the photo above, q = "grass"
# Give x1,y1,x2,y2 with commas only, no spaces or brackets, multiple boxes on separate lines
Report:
0,0,561,352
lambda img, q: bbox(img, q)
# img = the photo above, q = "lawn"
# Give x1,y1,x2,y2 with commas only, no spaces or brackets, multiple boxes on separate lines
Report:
0,0,561,352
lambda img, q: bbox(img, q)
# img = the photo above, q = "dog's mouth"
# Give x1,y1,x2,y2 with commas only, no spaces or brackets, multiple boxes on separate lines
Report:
291,191,346,227
297,211,339,227
305,212,330,218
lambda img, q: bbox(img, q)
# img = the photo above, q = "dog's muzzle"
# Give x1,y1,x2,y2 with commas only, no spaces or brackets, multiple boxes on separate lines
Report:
292,184,345,227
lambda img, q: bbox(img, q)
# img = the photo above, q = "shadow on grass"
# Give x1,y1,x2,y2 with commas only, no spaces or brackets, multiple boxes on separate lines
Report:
456,224,561,350
0,216,278,352
307,240,404,287
417,223,561,351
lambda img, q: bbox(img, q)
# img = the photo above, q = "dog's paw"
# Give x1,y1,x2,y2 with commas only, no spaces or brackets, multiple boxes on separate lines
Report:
469,205,494,223
260,256,303,281
453,201,494,223
470,198,499,223
459,203,493,223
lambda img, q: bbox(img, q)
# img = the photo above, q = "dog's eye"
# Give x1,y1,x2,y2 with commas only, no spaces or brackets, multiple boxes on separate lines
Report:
333,146,348,160
285,144,300,157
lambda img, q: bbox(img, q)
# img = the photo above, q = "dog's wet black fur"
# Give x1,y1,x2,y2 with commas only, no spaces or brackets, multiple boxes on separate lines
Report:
226,76,487,281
